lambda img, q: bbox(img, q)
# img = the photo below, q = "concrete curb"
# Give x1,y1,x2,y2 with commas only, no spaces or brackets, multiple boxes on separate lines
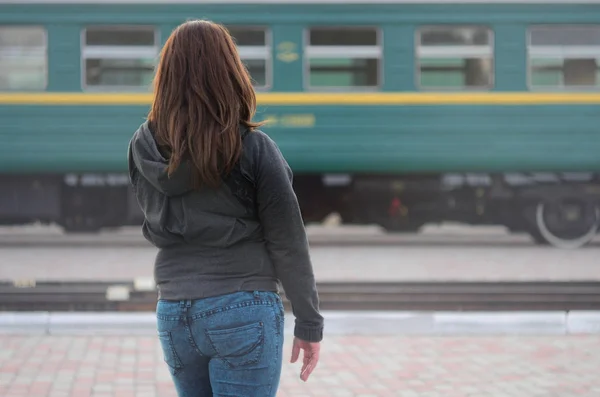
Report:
2,311,600,336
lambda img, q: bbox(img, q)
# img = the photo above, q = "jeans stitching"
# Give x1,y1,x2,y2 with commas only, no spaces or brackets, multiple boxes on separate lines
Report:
157,300,273,322
204,324,264,369
158,331,183,376
156,314,184,321
188,299,274,321
274,302,283,337
268,308,282,397
184,318,205,357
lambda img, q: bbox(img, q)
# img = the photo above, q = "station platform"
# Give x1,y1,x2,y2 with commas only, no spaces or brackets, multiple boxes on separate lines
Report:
1,310,600,397
2,224,600,396
1,331,598,397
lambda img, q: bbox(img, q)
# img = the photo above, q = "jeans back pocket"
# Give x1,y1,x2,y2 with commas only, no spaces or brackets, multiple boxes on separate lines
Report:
205,321,264,368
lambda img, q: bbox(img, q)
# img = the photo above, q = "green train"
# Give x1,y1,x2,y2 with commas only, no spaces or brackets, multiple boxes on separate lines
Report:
1,0,600,248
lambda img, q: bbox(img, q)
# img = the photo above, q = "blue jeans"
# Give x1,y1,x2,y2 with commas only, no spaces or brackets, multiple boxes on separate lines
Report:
156,291,285,397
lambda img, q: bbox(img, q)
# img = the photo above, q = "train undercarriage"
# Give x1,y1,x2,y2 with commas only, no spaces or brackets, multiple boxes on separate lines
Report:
1,172,599,249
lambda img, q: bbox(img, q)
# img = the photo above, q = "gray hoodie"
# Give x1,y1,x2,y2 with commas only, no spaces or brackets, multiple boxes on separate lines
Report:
127,121,323,342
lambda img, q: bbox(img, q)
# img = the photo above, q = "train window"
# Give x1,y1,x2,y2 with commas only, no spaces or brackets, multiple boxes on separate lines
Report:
306,27,381,89
417,26,493,89
82,26,158,90
529,26,600,89
226,26,270,88
0,26,47,90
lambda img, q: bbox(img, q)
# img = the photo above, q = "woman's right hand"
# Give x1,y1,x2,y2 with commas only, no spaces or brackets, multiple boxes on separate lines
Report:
290,337,320,382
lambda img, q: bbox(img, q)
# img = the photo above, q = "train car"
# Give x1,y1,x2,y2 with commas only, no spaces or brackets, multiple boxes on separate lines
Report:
1,0,600,248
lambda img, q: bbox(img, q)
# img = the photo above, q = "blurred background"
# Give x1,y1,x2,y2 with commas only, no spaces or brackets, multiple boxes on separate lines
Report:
1,1,600,396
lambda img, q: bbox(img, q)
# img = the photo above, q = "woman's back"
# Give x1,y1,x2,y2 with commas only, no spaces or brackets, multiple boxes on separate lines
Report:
129,123,308,304
127,20,322,396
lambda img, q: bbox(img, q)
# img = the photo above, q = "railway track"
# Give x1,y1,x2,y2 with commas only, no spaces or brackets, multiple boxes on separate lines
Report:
1,281,599,312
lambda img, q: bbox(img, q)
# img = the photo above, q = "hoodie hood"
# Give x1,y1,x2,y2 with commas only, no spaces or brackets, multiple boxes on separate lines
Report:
128,121,193,197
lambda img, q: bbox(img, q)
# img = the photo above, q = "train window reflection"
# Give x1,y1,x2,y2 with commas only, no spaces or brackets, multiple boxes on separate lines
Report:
306,27,381,89
226,26,270,88
417,26,493,90
0,26,47,91
529,26,600,89
82,26,158,90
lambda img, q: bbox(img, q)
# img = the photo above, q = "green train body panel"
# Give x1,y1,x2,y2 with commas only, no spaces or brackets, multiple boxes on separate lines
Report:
1,2,600,175
1,103,599,173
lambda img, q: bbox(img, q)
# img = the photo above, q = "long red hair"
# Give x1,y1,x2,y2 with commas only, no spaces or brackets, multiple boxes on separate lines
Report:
148,20,264,188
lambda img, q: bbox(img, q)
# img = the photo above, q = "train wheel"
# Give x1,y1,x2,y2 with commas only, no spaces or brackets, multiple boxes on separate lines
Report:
531,199,599,249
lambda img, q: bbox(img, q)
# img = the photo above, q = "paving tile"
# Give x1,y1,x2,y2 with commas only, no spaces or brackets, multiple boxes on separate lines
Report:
1,334,599,396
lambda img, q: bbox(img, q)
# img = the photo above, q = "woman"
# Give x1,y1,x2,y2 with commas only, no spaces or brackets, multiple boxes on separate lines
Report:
127,20,323,397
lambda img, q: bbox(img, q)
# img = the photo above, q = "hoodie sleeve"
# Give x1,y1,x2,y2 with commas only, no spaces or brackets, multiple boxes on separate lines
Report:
251,131,324,343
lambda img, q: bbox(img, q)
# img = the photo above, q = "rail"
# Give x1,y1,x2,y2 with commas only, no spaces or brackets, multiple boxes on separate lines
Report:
1,281,600,312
